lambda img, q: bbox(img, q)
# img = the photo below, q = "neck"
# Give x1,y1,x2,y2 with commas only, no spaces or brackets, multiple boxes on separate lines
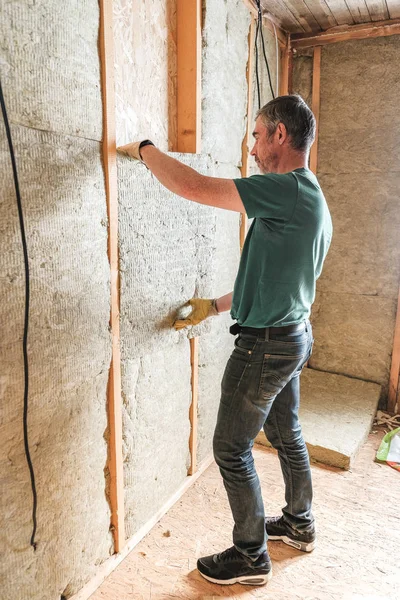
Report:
274,151,308,174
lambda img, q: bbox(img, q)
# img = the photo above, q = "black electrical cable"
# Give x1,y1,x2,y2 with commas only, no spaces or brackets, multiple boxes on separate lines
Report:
254,11,261,109
0,78,37,550
255,0,276,105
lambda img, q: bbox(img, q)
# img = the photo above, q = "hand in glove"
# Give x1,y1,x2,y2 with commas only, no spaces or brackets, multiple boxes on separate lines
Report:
174,298,219,330
117,140,154,162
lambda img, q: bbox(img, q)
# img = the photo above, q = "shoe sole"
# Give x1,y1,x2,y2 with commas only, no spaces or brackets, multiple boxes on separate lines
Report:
199,569,272,586
268,534,315,552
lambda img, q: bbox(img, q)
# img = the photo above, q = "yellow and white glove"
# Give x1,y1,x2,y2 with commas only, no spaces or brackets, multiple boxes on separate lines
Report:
117,140,154,162
174,298,219,330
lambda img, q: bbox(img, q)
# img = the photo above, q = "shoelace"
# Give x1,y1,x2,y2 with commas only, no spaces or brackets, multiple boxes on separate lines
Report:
216,546,240,562
266,515,282,524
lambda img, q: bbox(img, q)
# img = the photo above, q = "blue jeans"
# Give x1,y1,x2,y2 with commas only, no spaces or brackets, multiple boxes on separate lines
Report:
213,321,314,560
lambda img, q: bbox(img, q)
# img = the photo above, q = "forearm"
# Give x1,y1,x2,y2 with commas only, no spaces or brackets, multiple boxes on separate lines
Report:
139,144,244,212
215,292,233,313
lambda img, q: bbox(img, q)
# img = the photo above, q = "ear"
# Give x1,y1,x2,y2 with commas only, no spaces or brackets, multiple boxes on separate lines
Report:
277,123,288,145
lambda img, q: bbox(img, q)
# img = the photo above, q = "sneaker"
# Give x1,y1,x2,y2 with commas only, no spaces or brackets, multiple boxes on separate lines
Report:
197,545,272,586
266,516,316,552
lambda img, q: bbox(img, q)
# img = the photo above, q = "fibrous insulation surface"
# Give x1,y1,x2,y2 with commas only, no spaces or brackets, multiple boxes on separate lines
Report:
113,0,176,149
1,2,113,597
118,154,240,536
0,126,112,600
1,0,103,140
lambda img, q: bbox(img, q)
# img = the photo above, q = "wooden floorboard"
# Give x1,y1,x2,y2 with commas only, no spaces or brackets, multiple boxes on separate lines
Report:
90,431,399,599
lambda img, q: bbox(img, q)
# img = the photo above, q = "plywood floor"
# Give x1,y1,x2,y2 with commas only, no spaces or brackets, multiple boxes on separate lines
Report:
91,431,400,600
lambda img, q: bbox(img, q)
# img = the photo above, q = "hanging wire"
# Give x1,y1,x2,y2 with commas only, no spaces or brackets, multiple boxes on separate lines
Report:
0,77,37,550
256,0,275,101
272,21,279,97
254,8,261,109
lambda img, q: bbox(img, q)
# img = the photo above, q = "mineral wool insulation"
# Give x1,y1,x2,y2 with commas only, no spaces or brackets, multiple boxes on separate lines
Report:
118,155,241,536
0,2,112,600
114,0,248,538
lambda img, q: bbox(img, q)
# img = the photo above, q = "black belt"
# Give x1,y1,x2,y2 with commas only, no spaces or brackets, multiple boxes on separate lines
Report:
229,322,306,336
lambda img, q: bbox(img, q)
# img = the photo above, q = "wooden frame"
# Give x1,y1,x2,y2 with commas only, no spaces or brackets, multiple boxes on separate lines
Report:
388,293,400,414
188,338,199,475
291,17,400,49
240,17,256,250
176,0,202,153
99,0,125,553
309,46,321,175
176,0,202,474
279,36,292,95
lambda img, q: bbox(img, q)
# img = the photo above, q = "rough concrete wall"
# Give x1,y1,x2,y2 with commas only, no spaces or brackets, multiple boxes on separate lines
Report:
302,37,400,394
0,3,113,600
113,0,176,150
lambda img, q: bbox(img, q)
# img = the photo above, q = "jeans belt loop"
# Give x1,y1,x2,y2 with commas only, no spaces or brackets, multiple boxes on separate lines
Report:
264,327,270,341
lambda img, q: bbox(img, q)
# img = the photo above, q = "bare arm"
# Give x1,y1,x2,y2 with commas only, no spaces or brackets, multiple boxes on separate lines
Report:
216,292,233,313
140,145,245,213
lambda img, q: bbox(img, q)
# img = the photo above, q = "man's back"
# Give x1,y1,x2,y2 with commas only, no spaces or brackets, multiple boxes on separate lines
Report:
231,167,332,328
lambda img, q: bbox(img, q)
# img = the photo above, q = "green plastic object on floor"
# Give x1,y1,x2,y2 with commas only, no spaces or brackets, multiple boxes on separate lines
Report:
376,427,400,471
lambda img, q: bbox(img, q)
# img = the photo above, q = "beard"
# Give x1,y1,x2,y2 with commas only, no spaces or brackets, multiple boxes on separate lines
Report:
257,151,279,174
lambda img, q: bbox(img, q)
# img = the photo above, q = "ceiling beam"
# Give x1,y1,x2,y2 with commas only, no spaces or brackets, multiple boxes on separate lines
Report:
290,16,400,47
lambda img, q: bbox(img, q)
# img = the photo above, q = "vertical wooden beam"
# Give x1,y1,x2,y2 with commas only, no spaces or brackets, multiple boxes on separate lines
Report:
176,0,202,474
279,38,290,96
388,292,400,413
188,337,199,475
309,46,321,175
240,18,256,251
176,0,202,153
99,0,125,552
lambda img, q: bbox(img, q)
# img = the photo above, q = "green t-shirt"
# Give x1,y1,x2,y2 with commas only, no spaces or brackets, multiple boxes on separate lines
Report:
231,167,332,328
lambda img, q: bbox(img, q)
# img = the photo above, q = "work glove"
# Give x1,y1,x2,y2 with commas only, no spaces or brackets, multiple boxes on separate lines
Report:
174,298,219,330
117,140,154,162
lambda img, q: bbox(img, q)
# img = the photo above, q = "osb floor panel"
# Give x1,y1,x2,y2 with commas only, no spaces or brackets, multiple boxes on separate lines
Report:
90,432,399,600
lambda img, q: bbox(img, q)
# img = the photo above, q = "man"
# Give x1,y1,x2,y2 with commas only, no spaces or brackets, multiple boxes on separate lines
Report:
119,95,332,587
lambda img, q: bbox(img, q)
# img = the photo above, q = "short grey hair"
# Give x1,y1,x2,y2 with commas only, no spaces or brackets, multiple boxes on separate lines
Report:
256,95,316,153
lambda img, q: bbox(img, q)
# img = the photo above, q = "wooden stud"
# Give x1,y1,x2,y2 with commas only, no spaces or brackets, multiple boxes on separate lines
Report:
176,0,202,153
240,18,256,251
388,292,400,414
290,17,400,48
99,0,125,552
309,46,321,175
279,36,292,96
188,338,199,475
176,1,202,474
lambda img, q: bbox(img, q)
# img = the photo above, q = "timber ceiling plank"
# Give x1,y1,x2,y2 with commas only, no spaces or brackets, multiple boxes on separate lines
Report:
365,0,390,20
324,0,356,24
303,0,338,29
345,0,372,23
280,0,322,32
385,0,400,18
260,0,306,32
